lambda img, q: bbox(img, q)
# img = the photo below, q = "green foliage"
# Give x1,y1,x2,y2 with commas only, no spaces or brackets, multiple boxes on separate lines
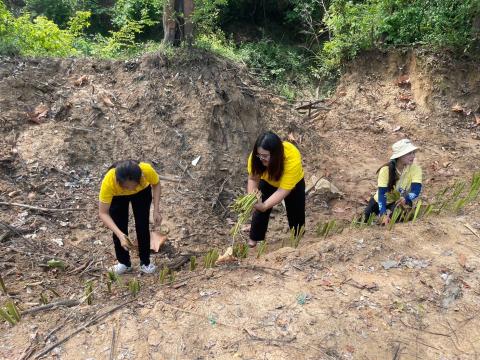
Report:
0,301,21,326
193,0,228,35
320,0,480,73
112,0,161,29
25,0,77,28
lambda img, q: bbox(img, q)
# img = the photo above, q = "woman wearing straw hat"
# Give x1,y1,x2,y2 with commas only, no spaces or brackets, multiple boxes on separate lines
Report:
363,139,422,224
247,131,305,247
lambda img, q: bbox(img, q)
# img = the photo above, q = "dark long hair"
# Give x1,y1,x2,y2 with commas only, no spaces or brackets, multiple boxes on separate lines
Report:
376,159,398,191
107,160,142,186
251,131,284,182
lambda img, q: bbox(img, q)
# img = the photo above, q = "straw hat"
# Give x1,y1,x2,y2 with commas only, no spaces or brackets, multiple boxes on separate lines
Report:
390,139,418,160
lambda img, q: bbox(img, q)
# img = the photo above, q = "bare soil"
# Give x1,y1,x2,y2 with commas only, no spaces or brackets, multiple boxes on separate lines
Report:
0,48,479,360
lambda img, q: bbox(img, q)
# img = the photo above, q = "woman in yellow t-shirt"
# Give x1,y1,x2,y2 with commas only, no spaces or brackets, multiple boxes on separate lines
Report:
98,160,162,274
247,131,305,247
363,139,422,224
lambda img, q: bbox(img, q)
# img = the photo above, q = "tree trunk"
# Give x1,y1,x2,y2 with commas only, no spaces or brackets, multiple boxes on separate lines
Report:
163,0,194,46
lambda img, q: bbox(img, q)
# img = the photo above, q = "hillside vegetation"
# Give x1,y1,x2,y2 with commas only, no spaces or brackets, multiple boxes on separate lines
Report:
1,0,479,98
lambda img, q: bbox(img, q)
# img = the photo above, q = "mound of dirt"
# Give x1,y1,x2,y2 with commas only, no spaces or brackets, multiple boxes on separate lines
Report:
0,49,479,359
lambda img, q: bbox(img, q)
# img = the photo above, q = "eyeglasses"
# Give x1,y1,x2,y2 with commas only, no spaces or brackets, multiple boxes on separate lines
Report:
256,154,270,160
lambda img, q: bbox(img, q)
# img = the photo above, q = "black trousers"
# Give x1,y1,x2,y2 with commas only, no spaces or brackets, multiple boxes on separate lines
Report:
250,178,306,242
363,196,396,221
109,186,152,266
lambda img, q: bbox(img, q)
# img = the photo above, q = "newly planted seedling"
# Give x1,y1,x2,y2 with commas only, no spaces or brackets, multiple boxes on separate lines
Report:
159,266,169,284
0,274,7,295
412,199,422,222
317,220,336,238
256,241,267,258
289,225,306,248
387,207,403,230
106,270,120,293
84,280,94,305
189,256,197,271
233,243,249,259
0,301,21,326
128,279,140,297
204,249,219,268
40,292,49,305
168,271,176,284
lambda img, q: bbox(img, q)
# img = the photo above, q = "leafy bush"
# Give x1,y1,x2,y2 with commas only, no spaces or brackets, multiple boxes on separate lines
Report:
25,0,77,28
0,1,90,57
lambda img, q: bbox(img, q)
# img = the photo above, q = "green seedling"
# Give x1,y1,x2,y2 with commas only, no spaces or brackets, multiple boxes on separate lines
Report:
387,207,403,230
0,274,7,295
40,292,49,305
128,279,140,297
233,243,249,258
256,241,267,259
386,189,401,203
204,249,219,268
412,199,422,222
189,256,197,271
229,190,260,245
289,225,306,248
47,259,65,270
168,271,176,284
159,266,169,284
366,213,376,226
0,301,21,325
316,220,336,238
84,280,94,305
423,204,434,217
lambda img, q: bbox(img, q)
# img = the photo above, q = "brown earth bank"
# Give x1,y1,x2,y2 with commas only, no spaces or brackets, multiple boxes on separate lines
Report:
0,48,479,359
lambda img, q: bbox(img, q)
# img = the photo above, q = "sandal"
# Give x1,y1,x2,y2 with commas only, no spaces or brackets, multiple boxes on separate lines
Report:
247,239,257,248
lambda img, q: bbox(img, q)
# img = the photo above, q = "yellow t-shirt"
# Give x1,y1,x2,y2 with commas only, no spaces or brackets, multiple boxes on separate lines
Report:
247,141,304,190
99,162,159,204
374,164,422,203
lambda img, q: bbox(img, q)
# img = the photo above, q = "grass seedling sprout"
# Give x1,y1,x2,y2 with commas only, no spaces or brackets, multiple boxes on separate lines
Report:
128,279,140,297
256,241,267,258
85,280,94,305
190,256,197,271
412,199,422,222
159,266,169,284
0,275,7,295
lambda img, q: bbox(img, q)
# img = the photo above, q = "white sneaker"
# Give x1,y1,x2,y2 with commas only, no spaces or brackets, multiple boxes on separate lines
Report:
140,263,157,274
110,263,132,275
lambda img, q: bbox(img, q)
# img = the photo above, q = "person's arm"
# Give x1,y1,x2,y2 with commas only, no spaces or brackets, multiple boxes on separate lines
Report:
378,187,388,215
398,182,422,206
98,202,130,250
254,188,291,212
247,174,260,193
152,182,162,226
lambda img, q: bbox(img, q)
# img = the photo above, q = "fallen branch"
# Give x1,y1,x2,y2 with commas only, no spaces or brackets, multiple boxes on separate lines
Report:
243,327,296,345
464,223,480,239
22,299,80,316
0,202,84,212
159,175,182,183
33,300,132,359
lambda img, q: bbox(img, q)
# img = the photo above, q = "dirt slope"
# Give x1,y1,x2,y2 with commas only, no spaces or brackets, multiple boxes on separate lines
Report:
0,49,479,359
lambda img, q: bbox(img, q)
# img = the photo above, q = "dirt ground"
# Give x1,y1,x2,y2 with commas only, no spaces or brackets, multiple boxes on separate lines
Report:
0,48,479,359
